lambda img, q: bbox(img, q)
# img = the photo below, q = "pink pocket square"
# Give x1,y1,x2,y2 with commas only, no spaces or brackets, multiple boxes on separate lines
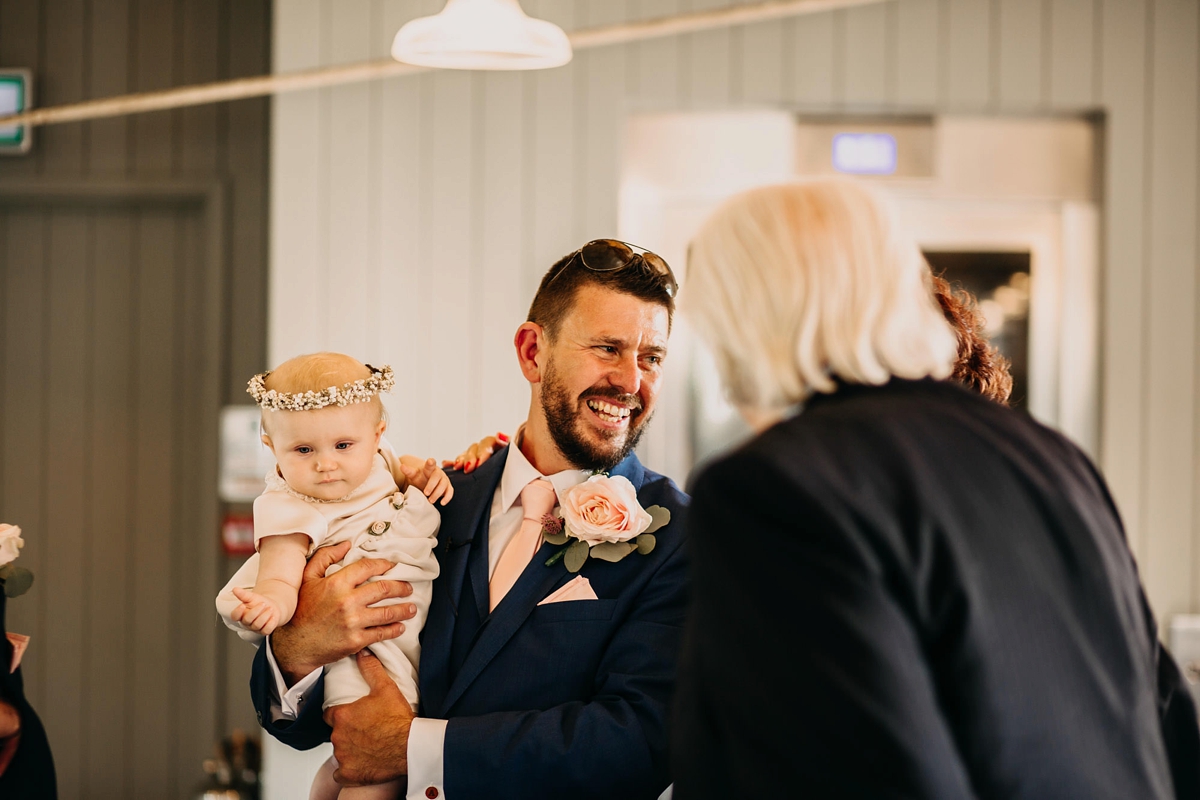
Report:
7,632,29,674
538,575,599,606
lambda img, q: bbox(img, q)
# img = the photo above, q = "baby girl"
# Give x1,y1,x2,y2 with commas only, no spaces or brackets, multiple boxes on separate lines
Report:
216,352,449,800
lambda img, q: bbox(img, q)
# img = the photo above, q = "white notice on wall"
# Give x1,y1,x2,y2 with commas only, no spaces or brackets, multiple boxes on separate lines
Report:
219,405,275,503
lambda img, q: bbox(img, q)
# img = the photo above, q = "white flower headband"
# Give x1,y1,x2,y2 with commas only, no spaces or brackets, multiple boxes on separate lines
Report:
247,364,395,411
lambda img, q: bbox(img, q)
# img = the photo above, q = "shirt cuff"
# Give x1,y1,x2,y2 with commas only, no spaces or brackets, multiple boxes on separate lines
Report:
406,717,447,800
264,638,323,722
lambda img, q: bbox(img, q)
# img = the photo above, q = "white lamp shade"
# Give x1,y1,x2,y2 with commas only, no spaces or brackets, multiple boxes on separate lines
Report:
392,0,572,71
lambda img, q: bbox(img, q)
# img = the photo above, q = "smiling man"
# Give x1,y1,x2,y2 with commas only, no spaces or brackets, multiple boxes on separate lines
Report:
251,240,689,800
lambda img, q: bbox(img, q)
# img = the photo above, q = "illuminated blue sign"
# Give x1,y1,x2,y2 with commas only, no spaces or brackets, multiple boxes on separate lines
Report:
832,132,897,175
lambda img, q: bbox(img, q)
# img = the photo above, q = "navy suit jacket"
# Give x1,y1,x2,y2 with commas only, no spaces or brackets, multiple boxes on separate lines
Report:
252,448,689,799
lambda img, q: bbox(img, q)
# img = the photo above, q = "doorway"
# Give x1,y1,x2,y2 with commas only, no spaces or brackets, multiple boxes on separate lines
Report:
0,184,229,798
621,112,1102,485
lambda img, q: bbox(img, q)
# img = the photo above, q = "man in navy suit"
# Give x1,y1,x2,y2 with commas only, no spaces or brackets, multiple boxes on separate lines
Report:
251,240,688,799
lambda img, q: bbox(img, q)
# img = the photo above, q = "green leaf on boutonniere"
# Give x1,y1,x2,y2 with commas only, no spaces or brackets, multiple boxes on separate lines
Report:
564,539,590,573
591,541,637,563
2,565,33,597
543,530,569,546
644,506,671,534
636,533,656,555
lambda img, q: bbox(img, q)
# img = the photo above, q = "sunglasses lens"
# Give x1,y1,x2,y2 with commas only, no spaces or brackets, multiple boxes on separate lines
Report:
575,239,677,297
580,240,633,272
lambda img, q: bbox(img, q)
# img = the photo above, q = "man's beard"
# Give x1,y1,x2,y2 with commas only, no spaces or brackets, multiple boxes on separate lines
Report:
540,360,651,472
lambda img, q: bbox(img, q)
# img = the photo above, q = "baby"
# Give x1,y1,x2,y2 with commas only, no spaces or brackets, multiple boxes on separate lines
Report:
216,352,448,800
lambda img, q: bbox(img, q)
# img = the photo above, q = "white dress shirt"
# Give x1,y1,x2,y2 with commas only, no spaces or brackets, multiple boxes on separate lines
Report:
266,429,588,800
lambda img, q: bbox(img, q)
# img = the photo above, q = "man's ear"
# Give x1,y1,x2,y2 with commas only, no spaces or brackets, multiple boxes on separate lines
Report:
514,321,547,384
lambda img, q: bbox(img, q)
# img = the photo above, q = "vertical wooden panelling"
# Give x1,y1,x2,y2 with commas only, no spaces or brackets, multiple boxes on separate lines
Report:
789,10,837,108
632,0,683,111
686,0,734,108
40,0,86,176
526,1,579,295
374,0,426,449
1047,0,1097,108
842,3,889,107
133,0,176,176
1142,0,1199,622
86,0,130,176
1098,0,1149,559
227,0,270,400
326,1,374,359
425,69,477,456
741,17,786,106
479,69,534,437
576,1,626,246
270,0,325,359
42,209,90,799
943,0,993,109
180,0,222,176
996,0,1045,111
129,211,176,797
0,210,47,685
893,0,940,107
0,1,269,796
85,210,135,797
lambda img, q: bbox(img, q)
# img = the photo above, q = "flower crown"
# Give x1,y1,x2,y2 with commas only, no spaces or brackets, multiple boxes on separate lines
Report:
247,364,395,411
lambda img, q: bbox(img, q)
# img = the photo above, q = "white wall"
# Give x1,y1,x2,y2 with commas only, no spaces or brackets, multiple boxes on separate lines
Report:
270,0,1200,627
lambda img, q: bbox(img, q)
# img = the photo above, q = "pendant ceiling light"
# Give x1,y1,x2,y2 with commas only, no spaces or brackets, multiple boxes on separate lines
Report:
392,0,572,71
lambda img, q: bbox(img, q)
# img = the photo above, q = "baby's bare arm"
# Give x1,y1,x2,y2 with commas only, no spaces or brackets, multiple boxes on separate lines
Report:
231,533,311,635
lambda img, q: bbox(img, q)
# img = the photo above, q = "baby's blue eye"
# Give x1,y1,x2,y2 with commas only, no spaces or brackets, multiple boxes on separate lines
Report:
336,442,351,450
296,446,313,454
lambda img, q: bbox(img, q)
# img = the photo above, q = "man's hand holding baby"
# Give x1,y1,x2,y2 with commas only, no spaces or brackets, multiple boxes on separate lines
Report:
271,541,417,687
325,650,413,786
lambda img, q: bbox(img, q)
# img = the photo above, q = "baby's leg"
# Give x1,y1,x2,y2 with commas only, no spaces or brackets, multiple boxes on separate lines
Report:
309,756,341,800
309,755,403,800
338,781,405,800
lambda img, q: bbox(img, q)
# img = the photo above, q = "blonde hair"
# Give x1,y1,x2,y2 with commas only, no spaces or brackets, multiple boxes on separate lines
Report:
684,178,957,412
260,352,385,427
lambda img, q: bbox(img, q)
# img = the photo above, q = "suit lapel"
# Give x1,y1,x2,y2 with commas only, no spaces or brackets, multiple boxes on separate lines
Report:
419,450,507,715
441,538,568,713
439,453,649,713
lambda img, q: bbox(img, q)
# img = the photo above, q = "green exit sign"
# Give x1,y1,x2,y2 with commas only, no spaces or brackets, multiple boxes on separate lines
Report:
0,70,32,154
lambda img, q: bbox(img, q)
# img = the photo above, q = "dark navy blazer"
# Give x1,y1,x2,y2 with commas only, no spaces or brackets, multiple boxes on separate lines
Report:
252,447,689,799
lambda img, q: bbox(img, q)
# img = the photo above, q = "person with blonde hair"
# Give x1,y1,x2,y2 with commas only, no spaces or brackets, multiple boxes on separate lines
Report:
671,178,1197,799
217,352,451,800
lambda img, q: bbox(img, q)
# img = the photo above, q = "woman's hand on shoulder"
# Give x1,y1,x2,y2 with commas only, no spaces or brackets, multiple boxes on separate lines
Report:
443,431,509,474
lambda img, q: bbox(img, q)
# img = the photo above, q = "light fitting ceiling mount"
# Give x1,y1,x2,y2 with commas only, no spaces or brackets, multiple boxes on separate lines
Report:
391,0,573,71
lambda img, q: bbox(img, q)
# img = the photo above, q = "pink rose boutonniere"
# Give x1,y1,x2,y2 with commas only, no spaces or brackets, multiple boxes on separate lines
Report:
543,475,671,573
0,523,33,597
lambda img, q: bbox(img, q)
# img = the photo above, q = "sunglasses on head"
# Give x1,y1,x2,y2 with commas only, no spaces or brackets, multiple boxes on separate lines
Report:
550,239,678,299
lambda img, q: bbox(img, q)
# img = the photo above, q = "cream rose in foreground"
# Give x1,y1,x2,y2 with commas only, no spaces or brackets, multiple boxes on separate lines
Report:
0,523,23,566
560,475,653,546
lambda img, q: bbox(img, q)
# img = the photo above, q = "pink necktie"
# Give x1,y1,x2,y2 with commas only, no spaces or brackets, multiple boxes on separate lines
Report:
490,478,557,611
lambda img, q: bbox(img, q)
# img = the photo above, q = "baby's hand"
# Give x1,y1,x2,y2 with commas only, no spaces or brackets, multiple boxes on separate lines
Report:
401,458,453,506
230,586,285,635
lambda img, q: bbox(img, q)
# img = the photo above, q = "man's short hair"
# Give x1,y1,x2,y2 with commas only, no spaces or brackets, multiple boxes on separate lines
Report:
527,247,676,339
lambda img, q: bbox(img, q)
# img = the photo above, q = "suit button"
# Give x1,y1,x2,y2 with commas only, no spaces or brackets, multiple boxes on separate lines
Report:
425,788,439,799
